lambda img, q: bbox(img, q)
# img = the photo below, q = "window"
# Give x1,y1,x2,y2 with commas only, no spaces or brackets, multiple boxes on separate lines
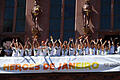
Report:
100,0,111,30
114,0,120,30
3,0,15,32
63,0,76,41
16,0,26,32
0,2,2,22
49,0,62,40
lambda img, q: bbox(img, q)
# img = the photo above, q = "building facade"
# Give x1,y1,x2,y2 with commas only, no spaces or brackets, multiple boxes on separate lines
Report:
0,0,120,45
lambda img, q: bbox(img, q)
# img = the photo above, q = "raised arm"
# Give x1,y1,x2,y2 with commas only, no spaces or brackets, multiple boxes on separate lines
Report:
10,39,15,48
108,40,111,50
86,36,90,48
45,38,49,46
101,40,107,50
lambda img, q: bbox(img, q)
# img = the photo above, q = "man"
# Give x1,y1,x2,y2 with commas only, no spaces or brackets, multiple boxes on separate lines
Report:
61,42,68,56
68,38,76,56
0,47,5,57
83,36,89,55
18,43,24,57
24,39,32,56
89,42,96,55
10,38,19,57
39,40,48,56
116,43,120,54
53,40,62,56
102,41,110,55
109,38,115,54
32,37,40,56
46,41,54,56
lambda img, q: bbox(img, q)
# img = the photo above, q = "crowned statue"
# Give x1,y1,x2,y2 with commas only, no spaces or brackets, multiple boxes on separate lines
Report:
82,0,92,27
82,0,92,35
31,0,43,38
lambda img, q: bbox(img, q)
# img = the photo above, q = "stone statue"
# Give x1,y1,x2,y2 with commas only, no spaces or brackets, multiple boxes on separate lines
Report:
31,0,43,38
82,0,92,27
31,0,40,24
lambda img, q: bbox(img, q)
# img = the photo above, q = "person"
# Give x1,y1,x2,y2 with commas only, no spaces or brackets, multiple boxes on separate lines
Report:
24,39,32,56
46,41,54,56
10,38,19,57
0,47,5,57
17,42,24,57
61,41,68,56
53,39,62,56
68,38,76,56
109,38,115,54
76,44,83,56
83,36,89,55
75,38,83,56
102,40,110,55
32,37,40,56
96,38,104,55
89,41,96,55
39,40,48,56
116,43,120,54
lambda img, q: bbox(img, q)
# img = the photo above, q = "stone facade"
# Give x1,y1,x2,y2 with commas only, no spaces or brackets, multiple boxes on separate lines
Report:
0,0,120,45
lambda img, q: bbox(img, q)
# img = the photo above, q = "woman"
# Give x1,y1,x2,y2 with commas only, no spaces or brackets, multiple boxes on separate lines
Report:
39,40,48,56
10,39,19,57
116,43,120,54
68,38,76,56
46,41,54,56
102,40,110,55
17,43,24,57
83,36,89,55
32,37,40,56
24,42,32,56
76,44,83,56
96,43,103,55
89,42,96,55
61,42,68,56
53,40,62,56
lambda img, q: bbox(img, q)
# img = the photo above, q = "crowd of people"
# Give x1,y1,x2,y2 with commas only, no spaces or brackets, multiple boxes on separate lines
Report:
0,35,120,57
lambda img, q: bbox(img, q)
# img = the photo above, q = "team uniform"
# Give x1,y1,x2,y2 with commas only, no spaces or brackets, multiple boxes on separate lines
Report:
116,46,120,54
96,49,103,55
17,48,24,57
109,45,115,54
89,48,96,55
33,48,40,56
25,48,32,56
47,47,54,56
76,48,83,56
83,47,89,55
62,49,68,56
39,46,47,56
69,48,75,56
103,49,110,55
53,46,61,56
4,49,12,56
12,47,19,57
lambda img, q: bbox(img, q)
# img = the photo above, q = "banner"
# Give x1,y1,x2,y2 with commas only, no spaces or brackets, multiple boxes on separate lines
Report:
0,55,120,73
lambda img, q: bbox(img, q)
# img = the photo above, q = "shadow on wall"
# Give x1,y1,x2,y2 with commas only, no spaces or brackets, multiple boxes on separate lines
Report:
89,0,100,38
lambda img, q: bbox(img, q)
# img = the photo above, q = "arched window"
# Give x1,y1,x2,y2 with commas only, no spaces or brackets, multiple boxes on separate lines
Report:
16,0,26,32
63,0,76,41
100,0,111,30
49,0,76,41
114,0,120,30
49,0,62,40
3,0,15,32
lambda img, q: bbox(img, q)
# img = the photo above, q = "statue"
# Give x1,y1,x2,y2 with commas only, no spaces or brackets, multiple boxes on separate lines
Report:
31,0,43,38
82,0,91,27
